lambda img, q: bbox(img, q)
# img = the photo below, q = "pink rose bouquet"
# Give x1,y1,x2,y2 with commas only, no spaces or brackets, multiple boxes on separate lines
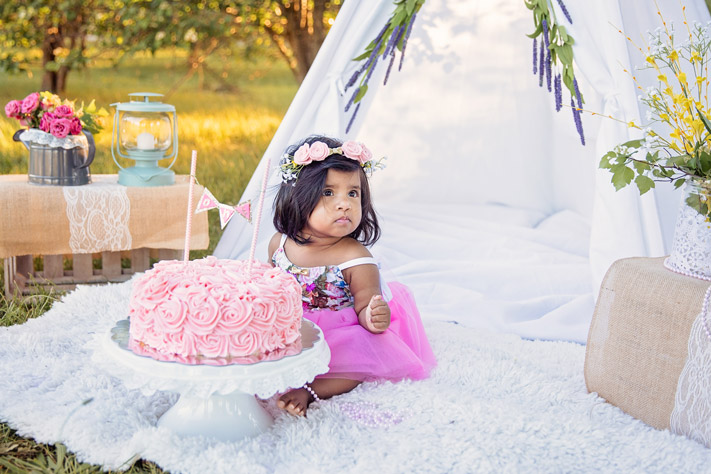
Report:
4,91,108,139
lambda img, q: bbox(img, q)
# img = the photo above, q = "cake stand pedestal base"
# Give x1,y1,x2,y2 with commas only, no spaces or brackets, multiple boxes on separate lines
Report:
159,390,274,441
96,319,330,442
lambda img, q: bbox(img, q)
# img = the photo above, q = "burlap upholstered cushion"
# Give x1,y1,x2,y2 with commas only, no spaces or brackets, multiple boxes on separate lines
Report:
585,257,708,430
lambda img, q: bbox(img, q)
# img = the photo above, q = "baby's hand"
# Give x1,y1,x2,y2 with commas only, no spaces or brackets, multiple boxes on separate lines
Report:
364,295,390,334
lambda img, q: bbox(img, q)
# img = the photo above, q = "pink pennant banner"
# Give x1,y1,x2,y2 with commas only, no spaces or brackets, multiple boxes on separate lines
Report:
195,187,251,228
195,188,219,213
235,201,251,223
218,204,236,229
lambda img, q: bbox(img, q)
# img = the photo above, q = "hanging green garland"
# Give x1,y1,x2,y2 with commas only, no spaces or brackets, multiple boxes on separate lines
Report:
526,0,585,144
343,0,425,132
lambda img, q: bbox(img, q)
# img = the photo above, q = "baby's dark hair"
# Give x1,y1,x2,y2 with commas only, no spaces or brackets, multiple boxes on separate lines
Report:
273,135,380,246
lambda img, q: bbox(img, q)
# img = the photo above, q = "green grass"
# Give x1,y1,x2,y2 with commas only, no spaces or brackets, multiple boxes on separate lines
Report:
0,49,298,472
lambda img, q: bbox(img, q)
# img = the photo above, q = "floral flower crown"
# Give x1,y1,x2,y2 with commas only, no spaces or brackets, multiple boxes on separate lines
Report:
279,140,386,183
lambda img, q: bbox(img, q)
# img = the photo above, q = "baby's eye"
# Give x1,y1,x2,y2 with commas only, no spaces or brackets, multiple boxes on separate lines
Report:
323,189,333,196
348,190,359,198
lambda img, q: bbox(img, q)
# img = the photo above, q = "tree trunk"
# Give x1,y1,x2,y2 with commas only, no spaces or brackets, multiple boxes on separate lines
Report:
277,0,330,82
41,31,62,93
56,66,70,94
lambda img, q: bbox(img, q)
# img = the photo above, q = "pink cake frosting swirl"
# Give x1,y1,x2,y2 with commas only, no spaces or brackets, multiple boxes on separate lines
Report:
128,256,303,363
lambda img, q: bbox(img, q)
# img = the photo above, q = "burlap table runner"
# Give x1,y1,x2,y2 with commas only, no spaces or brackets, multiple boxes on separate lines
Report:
0,174,209,258
585,257,709,434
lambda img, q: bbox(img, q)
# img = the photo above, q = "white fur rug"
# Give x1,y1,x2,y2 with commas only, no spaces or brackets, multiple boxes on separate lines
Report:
0,281,708,473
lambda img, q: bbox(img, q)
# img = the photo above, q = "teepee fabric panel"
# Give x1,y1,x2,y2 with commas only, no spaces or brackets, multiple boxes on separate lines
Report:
214,0,710,343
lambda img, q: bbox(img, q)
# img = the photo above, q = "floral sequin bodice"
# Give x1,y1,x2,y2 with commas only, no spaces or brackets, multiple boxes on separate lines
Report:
271,236,379,311
272,245,354,311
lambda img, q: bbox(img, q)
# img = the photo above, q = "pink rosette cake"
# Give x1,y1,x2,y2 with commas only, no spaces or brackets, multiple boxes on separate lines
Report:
128,256,303,364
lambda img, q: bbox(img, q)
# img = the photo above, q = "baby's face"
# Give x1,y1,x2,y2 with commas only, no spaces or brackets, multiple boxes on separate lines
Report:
305,169,362,240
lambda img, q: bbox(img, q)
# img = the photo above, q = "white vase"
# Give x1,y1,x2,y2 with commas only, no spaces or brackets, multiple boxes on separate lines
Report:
665,179,711,280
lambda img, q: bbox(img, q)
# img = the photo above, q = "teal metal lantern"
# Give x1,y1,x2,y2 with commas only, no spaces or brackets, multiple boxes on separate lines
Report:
111,92,178,186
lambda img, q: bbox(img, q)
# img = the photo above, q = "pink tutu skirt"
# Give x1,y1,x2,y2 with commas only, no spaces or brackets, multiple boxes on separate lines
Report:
304,282,436,382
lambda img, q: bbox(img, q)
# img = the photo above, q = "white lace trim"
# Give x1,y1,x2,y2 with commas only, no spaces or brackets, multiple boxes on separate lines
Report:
665,183,711,280
63,184,132,253
90,320,331,400
20,128,88,150
670,286,711,448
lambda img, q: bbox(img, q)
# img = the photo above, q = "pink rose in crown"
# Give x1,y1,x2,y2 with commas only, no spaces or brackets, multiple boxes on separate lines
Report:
21,92,40,114
342,141,363,161
49,117,72,138
359,144,373,164
39,112,55,133
4,100,22,119
309,141,331,161
293,143,312,165
53,104,74,118
69,117,82,135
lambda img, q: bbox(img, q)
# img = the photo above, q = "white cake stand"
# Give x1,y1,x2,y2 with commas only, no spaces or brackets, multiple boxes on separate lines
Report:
96,319,330,442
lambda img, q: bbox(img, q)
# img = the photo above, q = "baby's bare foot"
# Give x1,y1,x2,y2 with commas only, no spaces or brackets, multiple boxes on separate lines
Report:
277,388,311,416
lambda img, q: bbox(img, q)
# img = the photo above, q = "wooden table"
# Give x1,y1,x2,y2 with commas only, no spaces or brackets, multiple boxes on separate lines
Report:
0,174,209,297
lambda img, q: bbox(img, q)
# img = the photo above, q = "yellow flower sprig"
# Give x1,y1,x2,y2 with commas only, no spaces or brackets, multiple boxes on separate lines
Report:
599,8,711,205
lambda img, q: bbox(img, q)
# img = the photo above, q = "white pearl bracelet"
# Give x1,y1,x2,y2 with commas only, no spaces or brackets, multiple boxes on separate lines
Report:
303,383,321,403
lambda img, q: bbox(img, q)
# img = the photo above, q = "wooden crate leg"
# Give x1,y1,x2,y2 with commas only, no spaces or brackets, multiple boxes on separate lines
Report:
158,249,181,262
72,254,94,281
15,255,33,277
131,248,150,273
43,255,64,279
101,251,122,279
10,255,33,296
4,257,15,298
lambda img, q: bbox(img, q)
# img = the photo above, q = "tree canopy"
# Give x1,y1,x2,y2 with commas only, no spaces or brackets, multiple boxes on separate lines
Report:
0,1,342,93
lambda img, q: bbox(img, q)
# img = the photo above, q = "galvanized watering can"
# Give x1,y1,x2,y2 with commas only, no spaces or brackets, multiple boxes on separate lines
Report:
13,129,95,186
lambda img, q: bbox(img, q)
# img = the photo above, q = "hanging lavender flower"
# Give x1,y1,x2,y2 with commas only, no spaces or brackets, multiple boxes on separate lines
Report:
345,86,360,112
526,0,583,144
573,76,583,110
539,40,545,87
346,103,361,134
363,36,386,85
556,0,573,24
345,21,391,93
344,1,423,134
345,62,368,91
383,25,402,59
399,12,418,71
571,97,585,145
541,18,550,48
383,50,397,85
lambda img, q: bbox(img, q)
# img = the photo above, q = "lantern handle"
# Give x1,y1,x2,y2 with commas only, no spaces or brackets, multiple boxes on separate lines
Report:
111,110,128,172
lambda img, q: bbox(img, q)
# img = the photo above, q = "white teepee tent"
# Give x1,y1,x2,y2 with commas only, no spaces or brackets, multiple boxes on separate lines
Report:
214,0,711,343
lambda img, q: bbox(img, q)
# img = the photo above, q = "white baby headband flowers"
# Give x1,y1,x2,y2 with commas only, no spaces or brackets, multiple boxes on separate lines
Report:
279,140,386,184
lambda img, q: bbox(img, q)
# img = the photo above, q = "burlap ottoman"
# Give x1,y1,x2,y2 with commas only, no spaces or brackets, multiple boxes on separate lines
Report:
585,257,711,445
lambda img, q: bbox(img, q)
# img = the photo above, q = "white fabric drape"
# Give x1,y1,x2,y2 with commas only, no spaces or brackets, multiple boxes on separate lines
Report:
560,0,710,289
215,0,709,342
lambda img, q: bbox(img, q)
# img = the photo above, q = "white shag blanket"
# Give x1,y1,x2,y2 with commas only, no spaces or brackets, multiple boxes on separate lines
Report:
0,281,709,473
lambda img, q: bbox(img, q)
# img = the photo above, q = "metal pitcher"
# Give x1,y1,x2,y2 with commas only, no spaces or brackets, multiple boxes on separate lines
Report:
13,129,95,186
